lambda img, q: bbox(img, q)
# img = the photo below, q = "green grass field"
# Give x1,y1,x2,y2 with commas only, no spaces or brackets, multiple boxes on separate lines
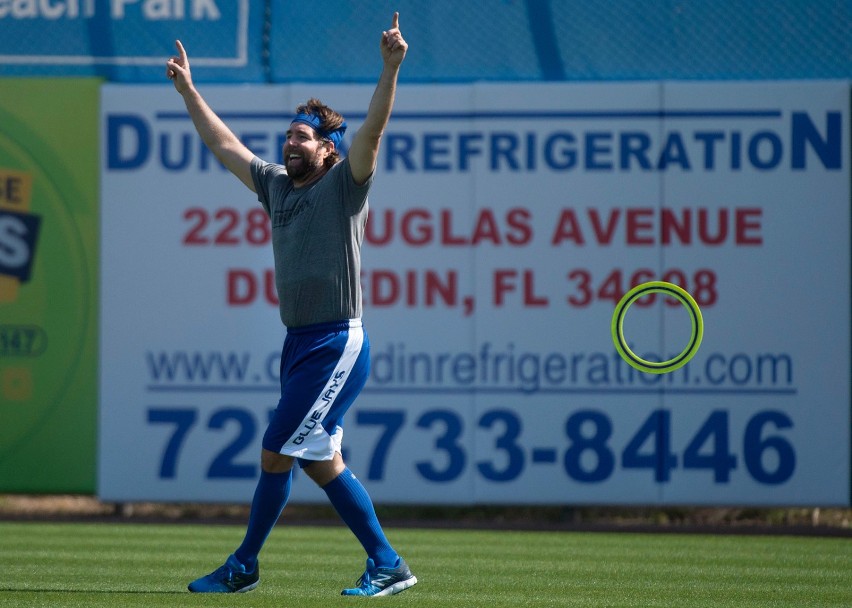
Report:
1,521,850,608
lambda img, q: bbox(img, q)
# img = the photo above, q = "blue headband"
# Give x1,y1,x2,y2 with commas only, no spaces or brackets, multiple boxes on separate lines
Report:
291,112,347,148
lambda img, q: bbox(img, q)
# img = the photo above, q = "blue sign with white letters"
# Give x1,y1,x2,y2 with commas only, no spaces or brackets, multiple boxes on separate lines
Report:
0,209,41,282
0,0,265,81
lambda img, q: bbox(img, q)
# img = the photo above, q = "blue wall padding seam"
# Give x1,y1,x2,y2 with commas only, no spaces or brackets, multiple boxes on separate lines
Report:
524,0,566,81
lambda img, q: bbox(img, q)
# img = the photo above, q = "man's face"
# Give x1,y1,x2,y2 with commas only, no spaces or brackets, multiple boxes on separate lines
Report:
283,123,330,183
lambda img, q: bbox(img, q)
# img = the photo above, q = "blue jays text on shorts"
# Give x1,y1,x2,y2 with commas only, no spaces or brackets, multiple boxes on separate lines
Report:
262,319,370,462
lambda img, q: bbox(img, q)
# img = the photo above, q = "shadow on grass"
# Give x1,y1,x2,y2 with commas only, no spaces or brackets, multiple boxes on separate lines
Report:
0,588,185,595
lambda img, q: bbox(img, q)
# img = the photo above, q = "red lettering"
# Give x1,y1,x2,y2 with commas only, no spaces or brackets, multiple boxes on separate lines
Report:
626,208,654,245
441,209,468,245
506,208,533,245
735,208,762,245
365,208,393,245
402,208,432,245
227,269,278,305
227,269,256,305
698,208,728,245
471,209,501,245
370,270,399,305
264,272,279,304
588,208,619,244
493,269,517,306
550,206,764,247
367,207,534,247
424,270,458,306
523,270,548,307
406,269,417,305
493,269,548,307
363,269,460,309
551,209,584,245
661,208,691,245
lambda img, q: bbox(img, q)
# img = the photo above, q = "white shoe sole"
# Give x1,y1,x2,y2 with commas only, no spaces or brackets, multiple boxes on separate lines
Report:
373,575,417,597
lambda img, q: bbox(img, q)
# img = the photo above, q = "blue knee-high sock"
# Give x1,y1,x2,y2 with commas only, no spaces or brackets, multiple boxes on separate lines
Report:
234,469,292,569
323,468,398,568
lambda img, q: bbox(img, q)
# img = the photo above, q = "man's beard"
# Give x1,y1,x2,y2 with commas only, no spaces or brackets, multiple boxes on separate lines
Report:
284,151,324,181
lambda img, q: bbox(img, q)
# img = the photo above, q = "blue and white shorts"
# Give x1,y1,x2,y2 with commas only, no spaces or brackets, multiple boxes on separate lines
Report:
262,319,370,462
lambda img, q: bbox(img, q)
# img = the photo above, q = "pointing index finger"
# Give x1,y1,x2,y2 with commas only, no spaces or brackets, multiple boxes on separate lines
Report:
176,39,187,61
390,11,399,30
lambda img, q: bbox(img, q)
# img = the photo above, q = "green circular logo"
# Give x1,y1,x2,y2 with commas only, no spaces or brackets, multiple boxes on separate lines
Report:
0,105,94,468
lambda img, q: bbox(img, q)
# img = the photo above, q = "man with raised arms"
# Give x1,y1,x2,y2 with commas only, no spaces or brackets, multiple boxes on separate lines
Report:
165,12,416,597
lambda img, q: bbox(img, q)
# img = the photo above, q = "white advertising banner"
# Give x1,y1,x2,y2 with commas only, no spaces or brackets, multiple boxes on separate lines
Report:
99,81,850,506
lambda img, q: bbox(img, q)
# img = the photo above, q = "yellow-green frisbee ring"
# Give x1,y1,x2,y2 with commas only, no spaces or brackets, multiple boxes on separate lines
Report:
611,281,704,374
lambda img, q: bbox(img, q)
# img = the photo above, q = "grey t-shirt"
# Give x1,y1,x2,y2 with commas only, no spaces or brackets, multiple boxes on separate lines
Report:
251,156,372,328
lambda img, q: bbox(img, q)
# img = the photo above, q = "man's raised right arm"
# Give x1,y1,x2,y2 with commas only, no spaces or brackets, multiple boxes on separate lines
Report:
166,40,255,191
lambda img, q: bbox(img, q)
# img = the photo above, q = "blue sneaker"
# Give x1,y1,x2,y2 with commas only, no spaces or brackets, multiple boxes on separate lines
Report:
341,558,417,597
187,554,259,593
